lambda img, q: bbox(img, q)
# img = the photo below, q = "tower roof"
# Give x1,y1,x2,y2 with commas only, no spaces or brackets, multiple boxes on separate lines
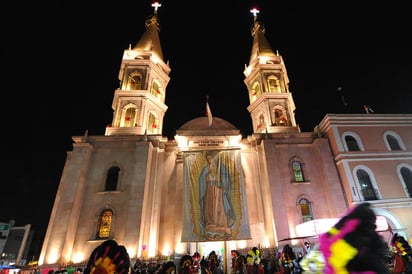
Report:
248,8,276,65
132,5,164,60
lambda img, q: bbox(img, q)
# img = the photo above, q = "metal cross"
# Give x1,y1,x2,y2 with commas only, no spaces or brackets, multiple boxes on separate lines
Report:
151,2,161,12
250,7,260,18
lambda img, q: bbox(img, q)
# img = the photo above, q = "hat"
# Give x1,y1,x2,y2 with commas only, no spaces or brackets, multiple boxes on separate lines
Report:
318,203,389,274
84,240,131,274
391,233,411,256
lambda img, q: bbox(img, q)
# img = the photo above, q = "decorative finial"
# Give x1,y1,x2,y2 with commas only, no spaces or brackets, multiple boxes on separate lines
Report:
152,2,161,14
250,7,260,21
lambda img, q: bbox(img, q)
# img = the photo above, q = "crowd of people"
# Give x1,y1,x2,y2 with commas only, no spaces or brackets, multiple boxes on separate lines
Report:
53,203,411,274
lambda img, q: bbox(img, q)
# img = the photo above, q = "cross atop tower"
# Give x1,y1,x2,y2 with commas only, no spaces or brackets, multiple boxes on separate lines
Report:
151,1,162,14
250,7,260,21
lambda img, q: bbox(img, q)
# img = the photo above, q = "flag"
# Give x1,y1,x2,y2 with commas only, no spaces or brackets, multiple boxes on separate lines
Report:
206,102,213,127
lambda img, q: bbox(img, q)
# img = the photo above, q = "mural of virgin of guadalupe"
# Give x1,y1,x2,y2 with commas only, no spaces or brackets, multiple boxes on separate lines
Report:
199,151,236,240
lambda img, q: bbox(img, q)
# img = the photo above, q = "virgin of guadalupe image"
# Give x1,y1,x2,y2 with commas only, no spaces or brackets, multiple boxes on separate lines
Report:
199,151,236,240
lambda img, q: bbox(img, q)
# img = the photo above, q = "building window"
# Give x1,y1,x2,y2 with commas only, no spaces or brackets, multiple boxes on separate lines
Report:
298,198,313,222
267,75,281,93
356,169,378,200
119,104,138,128
399,166,412,197
387,135,401,150
126,71,142,90
105,166,120,191
342,132,364,151
250,81,261,102
151,80,162,99
345,136,360,151
384,131,405,151
290,157,305,182
273,106,288,126
97,209,113,239
147,112,158,134
256,112,266,132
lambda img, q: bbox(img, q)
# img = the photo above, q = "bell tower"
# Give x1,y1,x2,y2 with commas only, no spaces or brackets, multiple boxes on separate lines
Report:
105,2,171,136
244,8,300,134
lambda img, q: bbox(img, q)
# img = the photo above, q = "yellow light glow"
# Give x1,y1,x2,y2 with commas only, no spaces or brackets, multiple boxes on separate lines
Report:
175,243,185,254
149,234,157,258
162,243,171,256
45,247,60,264
127,248,136,259
72,252,86,264
237,240,247,249
175,135,189,149
228,135,242,146
262,236,270,248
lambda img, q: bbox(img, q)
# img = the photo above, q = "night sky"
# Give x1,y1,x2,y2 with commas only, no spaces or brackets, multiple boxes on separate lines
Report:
2,1,411,250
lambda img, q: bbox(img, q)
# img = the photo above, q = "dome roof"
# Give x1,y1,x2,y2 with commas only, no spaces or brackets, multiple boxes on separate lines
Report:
176,117,240,136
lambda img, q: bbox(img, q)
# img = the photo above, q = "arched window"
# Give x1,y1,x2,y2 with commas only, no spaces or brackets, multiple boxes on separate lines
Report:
387,135,401,150
126,71,142,90
97,209,113,239
298,198,313,222
399,166,412,197
105,166,120,191
345,136,360,151
356,169,378,200
273,106,288,126
250,81,261,102
384,131,405,151
151,80,162,100
147,112,158,134
267,75,281,93
342,132,364,151
290,157,305,182
256,112,266,132
120,104,138,127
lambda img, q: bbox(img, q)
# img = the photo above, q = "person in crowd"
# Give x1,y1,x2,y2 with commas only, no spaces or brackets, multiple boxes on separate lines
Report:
237,254,247,274
260,255,269,274
200,256,208,274
388,246,407,274
280,245,295,274
292,252,303,274
180,254,193,274
207,250,222,274
83,239,131,274
318,202,389,274
231,250,240,274
303,242,311,256
391,233,412,274
158,261,176,274
247,247,261,274
191,252,201,274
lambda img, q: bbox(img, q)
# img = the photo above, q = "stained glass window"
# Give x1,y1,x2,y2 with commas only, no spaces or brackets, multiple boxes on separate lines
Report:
98,210,113,239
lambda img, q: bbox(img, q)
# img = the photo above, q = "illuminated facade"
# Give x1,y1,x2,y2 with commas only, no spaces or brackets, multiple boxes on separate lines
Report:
39,3,412,271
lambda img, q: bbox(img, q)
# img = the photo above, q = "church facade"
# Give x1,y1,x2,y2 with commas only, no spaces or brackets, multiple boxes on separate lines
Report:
38,3,412,270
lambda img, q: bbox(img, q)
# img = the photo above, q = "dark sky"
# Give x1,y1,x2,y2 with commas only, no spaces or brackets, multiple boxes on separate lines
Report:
2,1,411,243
